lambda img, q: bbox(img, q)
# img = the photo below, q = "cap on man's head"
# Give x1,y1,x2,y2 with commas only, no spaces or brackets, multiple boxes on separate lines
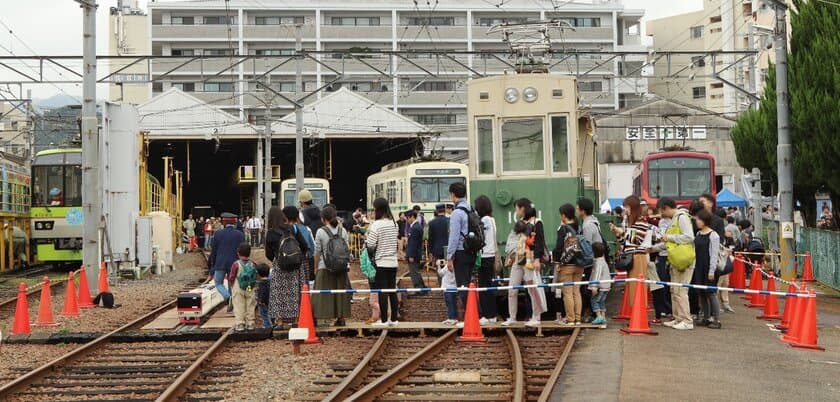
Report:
298,189,313,203
435,203,445,212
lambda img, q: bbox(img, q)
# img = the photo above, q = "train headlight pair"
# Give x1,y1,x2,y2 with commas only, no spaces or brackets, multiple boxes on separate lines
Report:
35,221,54,230
504,87,538,103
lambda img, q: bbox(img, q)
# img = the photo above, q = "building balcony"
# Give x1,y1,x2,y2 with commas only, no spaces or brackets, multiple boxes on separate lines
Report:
474,26,614,42
152,24,234,39
394,54,471,75
320,25,393,40
399,26,468,41
397,91,467,106
242,24,316,40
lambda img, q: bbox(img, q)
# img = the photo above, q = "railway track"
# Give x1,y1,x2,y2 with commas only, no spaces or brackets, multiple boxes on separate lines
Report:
305,327,579,402
0,291,232,401
0,277,68,320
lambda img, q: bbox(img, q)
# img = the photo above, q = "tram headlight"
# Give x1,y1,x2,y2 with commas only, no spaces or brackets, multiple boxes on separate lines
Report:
523,87,538,102
504,87,519,103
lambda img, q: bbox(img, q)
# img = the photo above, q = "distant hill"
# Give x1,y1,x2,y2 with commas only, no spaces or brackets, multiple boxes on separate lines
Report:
35,94,82,109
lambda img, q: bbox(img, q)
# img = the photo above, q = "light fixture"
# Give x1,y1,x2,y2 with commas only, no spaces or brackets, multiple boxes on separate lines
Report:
523,87,538,102
504,87,519,103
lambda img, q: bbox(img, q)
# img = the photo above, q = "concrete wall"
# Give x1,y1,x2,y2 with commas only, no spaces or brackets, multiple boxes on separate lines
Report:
109,12,151,104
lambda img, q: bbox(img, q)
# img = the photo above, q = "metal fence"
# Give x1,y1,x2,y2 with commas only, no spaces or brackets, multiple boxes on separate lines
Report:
762,219,840,290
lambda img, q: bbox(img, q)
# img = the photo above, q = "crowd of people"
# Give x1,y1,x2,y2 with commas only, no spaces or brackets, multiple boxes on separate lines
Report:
194,181,768,332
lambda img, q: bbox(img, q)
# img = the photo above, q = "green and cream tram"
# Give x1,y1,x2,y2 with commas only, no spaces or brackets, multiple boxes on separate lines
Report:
367,160,469,215
30,148,83,264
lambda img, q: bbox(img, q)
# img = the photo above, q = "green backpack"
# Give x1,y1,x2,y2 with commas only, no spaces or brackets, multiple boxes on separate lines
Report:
666,212,696,271
237,260,257,290
360,249,376,280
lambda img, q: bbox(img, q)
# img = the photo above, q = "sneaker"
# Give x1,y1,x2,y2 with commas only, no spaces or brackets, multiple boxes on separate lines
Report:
707,321,722,329
456,321,465,328
501,318,517,326
723,305,736,314
663,320,678,328
234,324,245,332
672,321,694,330
479,317,490,325
245,324,255,331
372,320,389,327
487,317,497,323
574,321,581,326
555,318,568,325
524,319,541,327
441,319,457,325
388,320,399,327
591,317,607,325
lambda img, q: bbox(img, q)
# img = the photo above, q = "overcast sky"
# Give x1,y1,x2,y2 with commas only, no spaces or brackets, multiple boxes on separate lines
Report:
0,0,703,100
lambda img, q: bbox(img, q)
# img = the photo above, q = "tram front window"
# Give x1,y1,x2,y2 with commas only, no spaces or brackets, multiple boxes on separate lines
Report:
411,177,466,203
501,118,544,172
283,189,328,208
33,165,82,207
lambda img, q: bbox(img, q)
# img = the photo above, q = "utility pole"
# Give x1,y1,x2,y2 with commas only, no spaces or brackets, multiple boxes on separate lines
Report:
263,72,272,223
78,0,100,293
773,1,795,280
294,24,304,200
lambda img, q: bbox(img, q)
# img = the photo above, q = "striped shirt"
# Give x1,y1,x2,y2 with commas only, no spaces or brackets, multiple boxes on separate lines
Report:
621,220,652,255
365,219,399,268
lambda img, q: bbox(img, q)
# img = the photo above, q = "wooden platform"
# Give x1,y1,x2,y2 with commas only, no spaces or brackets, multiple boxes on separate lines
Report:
201,307,237,329
140,308,180,330
331,321,607,331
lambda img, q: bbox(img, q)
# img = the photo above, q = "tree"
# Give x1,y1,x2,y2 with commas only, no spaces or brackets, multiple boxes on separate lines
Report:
730,65,777,191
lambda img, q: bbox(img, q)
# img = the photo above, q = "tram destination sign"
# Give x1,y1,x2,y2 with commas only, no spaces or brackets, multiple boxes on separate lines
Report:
625,126,707,141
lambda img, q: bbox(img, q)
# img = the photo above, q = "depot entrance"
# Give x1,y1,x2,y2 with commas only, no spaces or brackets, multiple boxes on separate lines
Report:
147,137,420,217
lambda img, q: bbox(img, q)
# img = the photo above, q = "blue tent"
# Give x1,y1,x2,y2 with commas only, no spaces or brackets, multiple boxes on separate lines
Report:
717,189,747,208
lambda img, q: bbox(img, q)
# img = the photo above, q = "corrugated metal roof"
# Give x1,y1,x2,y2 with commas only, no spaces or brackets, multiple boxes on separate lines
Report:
137,87,259,139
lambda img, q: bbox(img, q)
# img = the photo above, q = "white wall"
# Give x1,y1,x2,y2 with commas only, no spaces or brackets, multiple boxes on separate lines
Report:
101,103,140,265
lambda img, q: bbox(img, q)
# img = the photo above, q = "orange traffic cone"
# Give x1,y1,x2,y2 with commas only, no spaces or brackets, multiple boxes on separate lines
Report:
745,268,765,308
10,283,31,335
730,255,746,289
802,252,815,282
619,275,657,336
34,277,60,327
61,271,79,317
757,277,781,320
296,283,320,344
775,283,798,331
789,290,824,351
98,262,109,294
458,282,486,343
612,285,631,321
781,283,808,344
77,265,95,309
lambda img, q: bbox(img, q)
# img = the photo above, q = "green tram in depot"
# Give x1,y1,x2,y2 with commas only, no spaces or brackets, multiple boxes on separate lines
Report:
466,73,597,239
30,148,83,266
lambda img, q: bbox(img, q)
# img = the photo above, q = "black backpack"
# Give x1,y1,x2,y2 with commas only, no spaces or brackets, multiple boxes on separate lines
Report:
593,221,612,264
275,227,302,271
457,206,485,255
321,227,351,274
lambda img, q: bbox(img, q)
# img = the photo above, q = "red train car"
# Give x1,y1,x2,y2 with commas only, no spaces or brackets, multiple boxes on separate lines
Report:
632,151,716,208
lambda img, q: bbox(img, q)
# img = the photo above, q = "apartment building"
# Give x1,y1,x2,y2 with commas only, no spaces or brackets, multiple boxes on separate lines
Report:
109,1,151,104
124,0,647,153
646,0,788,117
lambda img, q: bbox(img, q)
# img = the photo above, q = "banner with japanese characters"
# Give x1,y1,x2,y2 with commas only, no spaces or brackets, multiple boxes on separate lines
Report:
625,126,707,141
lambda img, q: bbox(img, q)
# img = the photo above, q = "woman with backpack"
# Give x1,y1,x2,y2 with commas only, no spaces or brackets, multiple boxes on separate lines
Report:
502,199,548,328
366,198,401,327
553,203,583,326
283,206,316,284
265,206,310,328
312,206,352,327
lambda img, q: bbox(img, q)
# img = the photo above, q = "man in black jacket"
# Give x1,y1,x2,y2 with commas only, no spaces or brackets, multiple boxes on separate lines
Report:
427,204,449,263
298,189,323,236
208,220,245,303
405,210,426,288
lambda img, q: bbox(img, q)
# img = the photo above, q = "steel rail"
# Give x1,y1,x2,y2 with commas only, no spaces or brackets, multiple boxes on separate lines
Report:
537,327,580,402
506,329,525,402
344,329,458,402
322,330,389,402
0,299,177,397
0,277,69,314
155,327,234,402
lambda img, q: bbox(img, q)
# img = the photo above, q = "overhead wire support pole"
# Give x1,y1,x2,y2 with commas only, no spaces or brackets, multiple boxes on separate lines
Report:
264,72,272,225
771,0,795,281
294,24,304,201
76,0,100,293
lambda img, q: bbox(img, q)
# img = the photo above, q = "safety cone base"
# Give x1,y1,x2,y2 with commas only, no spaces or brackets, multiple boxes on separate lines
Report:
757,314,782,321
457,335,488,343
619,327,658,336
79,304,96,309
789,342,825,351
745,302,765,308
33,321,61,327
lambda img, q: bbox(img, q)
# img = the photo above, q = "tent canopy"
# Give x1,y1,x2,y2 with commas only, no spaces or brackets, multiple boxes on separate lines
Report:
600,198,625,213
716,189,747,208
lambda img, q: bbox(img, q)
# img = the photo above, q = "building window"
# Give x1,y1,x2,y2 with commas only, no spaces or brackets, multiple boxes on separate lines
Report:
255,16,304,25
203,49,235,56
171,49,195,56
709,15,722,23
692,86,706,99
172,82,195,92
558,17,600,27
204,82,235,92
578,81,603,92
551,116,569,173
710,27,722,34
476,17,526,26
170,16,194,25
618,61,643,77
203,16,235,25
407,17,456,26
476,118,493,175
255,49,294,56
413,114,456,125
690,25,704,39
501,118,544,172
152,82,163,92
691,56,706,67
710,82,723,89
408,81,457,92
330,16,380,26
273,82,296,92
743,3,753,16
